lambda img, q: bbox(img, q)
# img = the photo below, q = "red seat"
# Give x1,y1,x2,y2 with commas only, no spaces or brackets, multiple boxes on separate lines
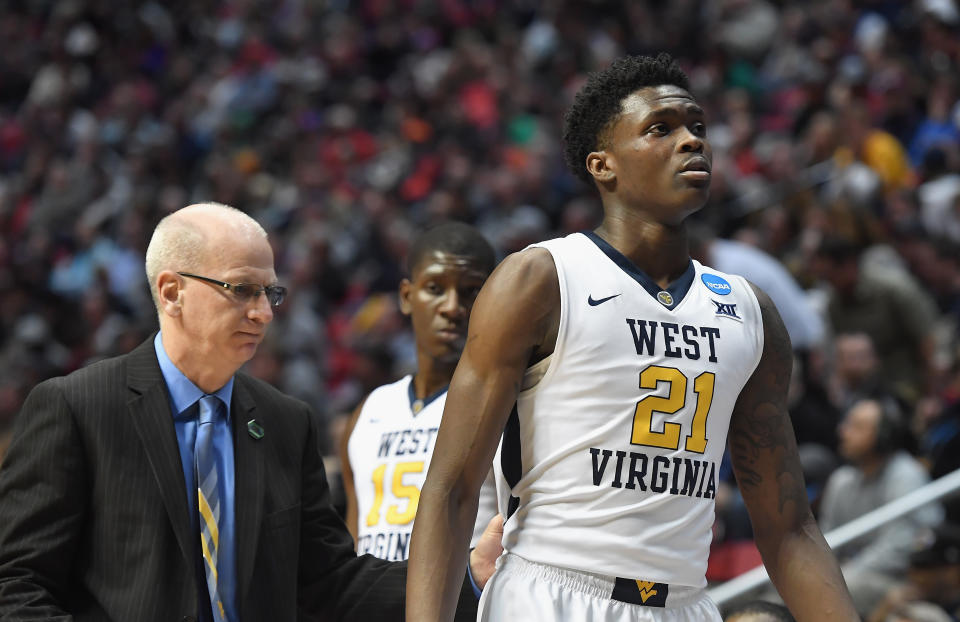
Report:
706,540,763,582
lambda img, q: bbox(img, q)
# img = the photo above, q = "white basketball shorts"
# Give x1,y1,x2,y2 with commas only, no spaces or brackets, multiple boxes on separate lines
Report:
478,554,722,622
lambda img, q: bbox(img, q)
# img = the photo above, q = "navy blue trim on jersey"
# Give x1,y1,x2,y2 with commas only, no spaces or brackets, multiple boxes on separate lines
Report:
407,378,448,414
502,403,522,520
581,231,695,309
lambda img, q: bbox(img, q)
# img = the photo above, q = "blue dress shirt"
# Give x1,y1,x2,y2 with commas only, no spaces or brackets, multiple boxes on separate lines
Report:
155,333,238,622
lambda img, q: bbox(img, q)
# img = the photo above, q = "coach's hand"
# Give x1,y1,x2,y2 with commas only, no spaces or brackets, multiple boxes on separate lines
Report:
467,514,504,589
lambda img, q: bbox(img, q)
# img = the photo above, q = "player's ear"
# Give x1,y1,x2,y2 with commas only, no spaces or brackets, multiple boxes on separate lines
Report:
586,150,616,184
398,278,413,315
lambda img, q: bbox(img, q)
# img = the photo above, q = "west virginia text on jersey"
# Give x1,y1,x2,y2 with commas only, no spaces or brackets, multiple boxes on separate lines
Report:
347,376,444,561
499,232,763,588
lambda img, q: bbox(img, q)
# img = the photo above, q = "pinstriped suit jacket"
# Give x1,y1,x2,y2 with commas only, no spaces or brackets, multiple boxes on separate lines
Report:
0,336,477,621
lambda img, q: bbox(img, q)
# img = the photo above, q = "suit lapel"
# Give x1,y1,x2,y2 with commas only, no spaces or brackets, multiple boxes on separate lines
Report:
126,337,195,569
232,377,265,597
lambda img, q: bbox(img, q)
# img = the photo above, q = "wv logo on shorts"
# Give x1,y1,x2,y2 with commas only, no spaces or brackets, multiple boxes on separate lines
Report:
612,577,668,607
701,273,732,295
712,299,742,321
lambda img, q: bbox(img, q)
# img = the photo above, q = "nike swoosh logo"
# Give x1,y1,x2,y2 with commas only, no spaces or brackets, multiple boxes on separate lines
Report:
587,293,621,306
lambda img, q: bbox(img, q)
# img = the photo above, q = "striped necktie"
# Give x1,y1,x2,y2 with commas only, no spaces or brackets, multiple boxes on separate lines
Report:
196,395,228,622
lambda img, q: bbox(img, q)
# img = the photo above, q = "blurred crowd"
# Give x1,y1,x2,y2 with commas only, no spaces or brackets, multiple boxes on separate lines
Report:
1,0,960,617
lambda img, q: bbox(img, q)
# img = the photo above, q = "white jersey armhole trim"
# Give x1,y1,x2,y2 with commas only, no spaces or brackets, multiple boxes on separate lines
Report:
737,276,765,378
518,243,568,399
347,375,413,459
521,353,552,391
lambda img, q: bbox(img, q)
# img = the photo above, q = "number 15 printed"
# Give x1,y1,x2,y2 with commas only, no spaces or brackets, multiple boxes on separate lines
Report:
366,461,424,527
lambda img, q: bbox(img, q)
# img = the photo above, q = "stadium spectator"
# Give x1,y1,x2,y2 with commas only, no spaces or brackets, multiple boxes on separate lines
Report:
867,522,960,622
917,389,960,522
820,396,943,616
917,146,960,244
812,236,939,404
829,331,884,413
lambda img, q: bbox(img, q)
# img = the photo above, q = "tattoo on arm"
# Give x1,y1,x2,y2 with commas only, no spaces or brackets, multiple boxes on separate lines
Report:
730,285,808,518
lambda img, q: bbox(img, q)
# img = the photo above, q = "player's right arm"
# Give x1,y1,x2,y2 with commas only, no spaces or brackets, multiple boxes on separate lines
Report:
338,396,367,544
406,248,559,622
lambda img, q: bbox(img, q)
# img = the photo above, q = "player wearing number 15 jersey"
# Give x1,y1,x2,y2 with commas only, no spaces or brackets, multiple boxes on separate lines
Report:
408,54,858,622
340,222,500,561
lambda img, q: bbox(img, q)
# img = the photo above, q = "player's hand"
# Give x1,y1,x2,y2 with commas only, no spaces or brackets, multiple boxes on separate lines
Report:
468,514,504,589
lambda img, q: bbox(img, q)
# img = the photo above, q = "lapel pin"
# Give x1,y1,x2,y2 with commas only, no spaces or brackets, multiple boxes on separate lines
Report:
247,419,264,440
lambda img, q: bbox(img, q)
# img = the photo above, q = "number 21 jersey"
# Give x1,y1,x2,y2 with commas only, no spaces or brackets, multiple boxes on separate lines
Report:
500,232,764,587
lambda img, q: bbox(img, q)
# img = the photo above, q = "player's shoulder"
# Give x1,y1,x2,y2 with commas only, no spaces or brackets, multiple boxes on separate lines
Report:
476,246,561,343
363,375,412,405
527,231,588,251
487,243,559,294
692,260,770,332
501,243,556,269
347,375,416,444
694,259,761,300
733,277,783,333
352,375,414,422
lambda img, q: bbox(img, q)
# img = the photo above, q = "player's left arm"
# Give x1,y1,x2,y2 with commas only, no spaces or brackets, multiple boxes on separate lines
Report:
729,283,859,621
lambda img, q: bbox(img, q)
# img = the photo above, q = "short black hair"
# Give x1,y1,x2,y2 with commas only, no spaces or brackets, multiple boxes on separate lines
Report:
406,222,497,277
562,53,690,184
725,600,796,622
859,392,908,456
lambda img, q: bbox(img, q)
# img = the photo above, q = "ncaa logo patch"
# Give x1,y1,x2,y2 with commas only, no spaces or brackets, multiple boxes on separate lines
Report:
701,273,732,295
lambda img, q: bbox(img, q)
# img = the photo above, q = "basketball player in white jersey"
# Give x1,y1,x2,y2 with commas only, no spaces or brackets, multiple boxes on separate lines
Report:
407,54,858,621
340,222,502,564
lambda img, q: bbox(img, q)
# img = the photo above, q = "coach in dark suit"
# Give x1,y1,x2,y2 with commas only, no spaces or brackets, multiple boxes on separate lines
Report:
0,203,491,621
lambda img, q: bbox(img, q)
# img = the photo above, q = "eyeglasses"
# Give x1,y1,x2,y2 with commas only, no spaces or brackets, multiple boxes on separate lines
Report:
177,272,287,306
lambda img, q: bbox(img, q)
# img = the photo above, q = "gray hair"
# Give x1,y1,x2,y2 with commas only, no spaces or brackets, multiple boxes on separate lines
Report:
144,202,267,312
